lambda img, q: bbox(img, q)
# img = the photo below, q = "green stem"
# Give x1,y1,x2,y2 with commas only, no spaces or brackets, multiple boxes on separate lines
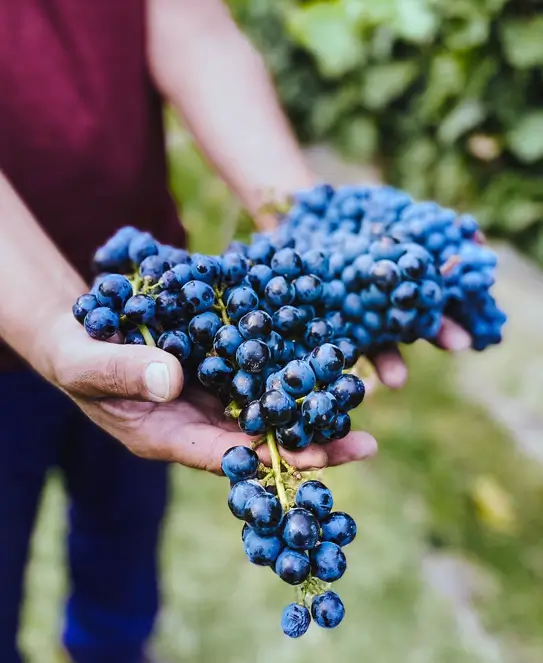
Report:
130,275,143,296
213,287,230,325
137,324,156,347
266,430,289,511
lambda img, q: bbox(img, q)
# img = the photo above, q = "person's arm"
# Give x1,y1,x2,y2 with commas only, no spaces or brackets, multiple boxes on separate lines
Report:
147,0,315,227
0,171,376,468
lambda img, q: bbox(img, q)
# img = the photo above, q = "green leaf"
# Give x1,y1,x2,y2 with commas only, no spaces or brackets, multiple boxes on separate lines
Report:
310,84,361,136
506,112,543,164
437,100,486,144
417,53,466,120
362,61,419,110
333,116,378,162
501,18,543,69
285,3,365,78
392,0,439,44
498,200,543,232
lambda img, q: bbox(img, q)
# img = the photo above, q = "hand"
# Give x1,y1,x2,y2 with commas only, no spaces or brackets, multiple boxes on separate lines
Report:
369,317,472,389
40,314,377,472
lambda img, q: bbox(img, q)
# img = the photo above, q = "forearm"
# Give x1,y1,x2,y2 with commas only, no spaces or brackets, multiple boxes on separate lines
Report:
148,0,315,223
0,172,86,375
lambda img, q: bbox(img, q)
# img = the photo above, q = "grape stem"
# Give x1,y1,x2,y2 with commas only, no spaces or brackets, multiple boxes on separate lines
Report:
138,324,156,347
213,286,230,325
266,430,289,511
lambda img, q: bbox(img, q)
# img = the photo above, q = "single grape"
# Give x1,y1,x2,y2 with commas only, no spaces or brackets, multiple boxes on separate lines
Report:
326,374,365,411
280,360,316,398
245,492,284,535
276,418,313,451
157,330,192,363
310,542,347,582
238,401,267,435
295,481,333,520
236,339,271,374
213,325,243,358
271,248,303,279
243,529,283,566
281,603,311,639
159,263,192,291
260,390,297,427
123,294,156,325
311,591,345,629
179,280,215,314
155,291,183,325
308,343,344,384
238,310,272,340
231,371,265,406
275,549,310,585
227,286,259,321
190,253,221,284
95,274,133,311
188,312,222,348
139,255,170,283
294,274,323,304
264,276,295,308
128,232,159,264
84,307,120,340
221,252,249,285
320,512,357,547
301,391,338,430
221,446,259,483
281,508,319,550
197,356,235,388
304,318,334,348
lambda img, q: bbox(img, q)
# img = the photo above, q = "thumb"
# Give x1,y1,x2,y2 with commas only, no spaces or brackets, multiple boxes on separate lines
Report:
57,339,184,402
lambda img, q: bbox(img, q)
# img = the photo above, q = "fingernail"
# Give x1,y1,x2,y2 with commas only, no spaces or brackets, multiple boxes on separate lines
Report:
144,362,171,400
386,364,408,389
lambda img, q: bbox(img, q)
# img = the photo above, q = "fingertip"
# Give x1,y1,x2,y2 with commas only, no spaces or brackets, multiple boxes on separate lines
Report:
375,358,408,389
326,432,378,467
437,318,471,351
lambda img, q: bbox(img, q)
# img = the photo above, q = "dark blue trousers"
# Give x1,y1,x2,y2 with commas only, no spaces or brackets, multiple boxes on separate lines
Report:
0,371,169,663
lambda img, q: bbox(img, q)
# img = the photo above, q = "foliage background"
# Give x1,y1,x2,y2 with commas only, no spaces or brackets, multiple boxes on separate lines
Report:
229,0,543,264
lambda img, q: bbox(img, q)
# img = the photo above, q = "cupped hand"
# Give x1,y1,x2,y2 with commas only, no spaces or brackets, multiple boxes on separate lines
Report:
369,317,472,389
41,314,377,473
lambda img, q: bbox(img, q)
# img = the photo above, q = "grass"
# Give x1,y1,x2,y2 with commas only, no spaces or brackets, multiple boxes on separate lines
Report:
18,130,543,662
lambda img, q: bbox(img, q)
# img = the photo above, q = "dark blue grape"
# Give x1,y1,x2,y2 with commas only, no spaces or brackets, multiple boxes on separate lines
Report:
84,307,120,340
282,508,319,551
275,549,310,585
295,480,333,520
238,401,267,435
304,318,334,348
245,492,284,535
159,263,192,291
391,281,420,309
226,286,259,321
260,390,297,427
302,249,330,279
73,294,98,324
188,312,222,347
128,232,159,264
342,293,364,321
231,371,265,405
309,343,344,384
221,445,259,483
271,248,303,278
281,603,311,639
139,255,170,283
310,542,346,582
272,306,304,337
280,360,316,397
190,254,221,284
179,280,215,314
197,356,235,388
320,512,357,546
157,330,192,362
369,260,400,292
244,529,282,566
238,310,272,340
327,374,365,411
96,274,133,311
228,480,265,519
123,294,156,325
276,418,313,451
333,338,359,369
264,276,295,307
294,275,323,304
311,591,345,629
301,391,338,430
213,325,243,358
155,290,183,324
221,252,249,285
246,264,273,294
236,339,271,373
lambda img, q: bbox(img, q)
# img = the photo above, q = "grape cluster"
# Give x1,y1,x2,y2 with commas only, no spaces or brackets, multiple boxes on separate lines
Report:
267,183,506,351
72,180,506,639
73,224,366,637
224,447,356,636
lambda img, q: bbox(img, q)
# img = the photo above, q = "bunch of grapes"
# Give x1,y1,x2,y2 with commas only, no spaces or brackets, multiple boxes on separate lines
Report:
72,180,506,638
268,183,506,351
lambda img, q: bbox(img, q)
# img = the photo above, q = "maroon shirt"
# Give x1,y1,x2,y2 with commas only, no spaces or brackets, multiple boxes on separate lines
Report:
0,0,184,370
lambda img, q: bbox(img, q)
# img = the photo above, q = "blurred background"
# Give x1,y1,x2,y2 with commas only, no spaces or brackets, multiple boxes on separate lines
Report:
19,1,543,661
